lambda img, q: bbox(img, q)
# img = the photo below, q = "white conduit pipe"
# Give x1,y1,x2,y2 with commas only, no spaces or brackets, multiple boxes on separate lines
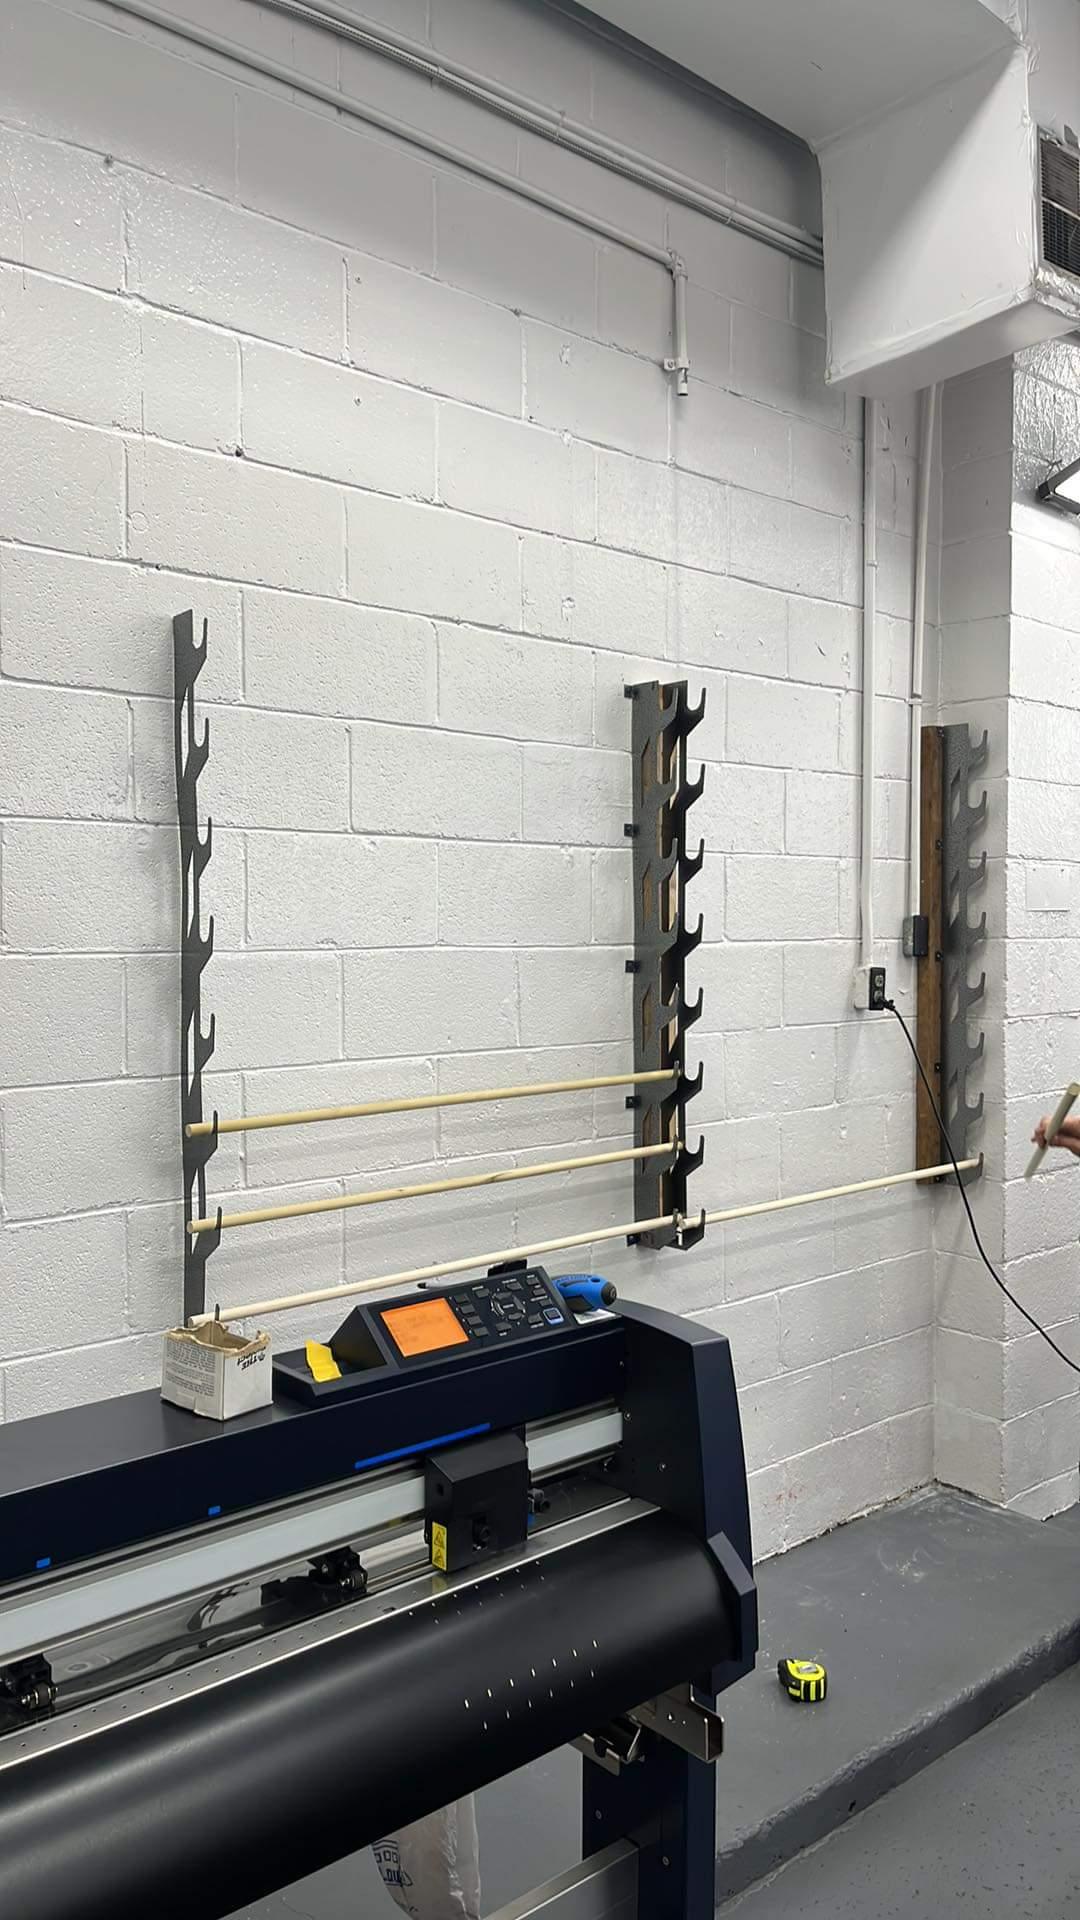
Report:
193,1158,976,1325
908,384,939,924
257,0,824,266
859,399,880,970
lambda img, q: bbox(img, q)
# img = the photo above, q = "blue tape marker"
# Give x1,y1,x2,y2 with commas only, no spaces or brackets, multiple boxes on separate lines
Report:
35,1556,52,1571
207,1505,222,1518
354,1422,490,1473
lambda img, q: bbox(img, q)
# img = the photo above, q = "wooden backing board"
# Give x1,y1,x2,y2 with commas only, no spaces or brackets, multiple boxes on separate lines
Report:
916,726,945,1168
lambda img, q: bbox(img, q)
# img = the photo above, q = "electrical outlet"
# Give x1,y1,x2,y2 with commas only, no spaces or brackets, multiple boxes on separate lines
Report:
853,965,888,1011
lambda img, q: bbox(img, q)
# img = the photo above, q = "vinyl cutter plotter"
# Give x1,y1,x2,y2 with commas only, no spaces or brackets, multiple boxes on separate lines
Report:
0,1267,756,1920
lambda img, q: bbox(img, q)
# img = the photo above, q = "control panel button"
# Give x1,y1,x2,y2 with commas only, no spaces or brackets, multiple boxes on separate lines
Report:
544,1307,563,1324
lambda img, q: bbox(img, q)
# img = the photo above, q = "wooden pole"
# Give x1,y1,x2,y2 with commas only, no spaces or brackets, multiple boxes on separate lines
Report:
188,1142,674,1234
190,1213,674,1325
703,1158,977,1229
193,1157,977,1326
186,1069,677,1139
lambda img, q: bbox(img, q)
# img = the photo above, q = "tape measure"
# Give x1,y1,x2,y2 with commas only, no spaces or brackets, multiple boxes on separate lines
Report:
778,1657,827,1703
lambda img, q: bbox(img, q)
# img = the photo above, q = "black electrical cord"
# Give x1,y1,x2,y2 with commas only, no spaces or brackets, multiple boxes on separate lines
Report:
883,999,1080,1378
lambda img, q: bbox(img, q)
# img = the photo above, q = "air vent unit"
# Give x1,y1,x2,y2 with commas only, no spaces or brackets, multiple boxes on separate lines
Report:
1041,132,1080,279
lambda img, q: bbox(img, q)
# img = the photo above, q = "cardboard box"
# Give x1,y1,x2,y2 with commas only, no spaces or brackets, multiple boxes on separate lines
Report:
161,1321,272,1421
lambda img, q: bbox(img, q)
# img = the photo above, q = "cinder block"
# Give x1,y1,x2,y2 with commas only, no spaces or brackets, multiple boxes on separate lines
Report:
883,1406,934,1501
780,1267,883,1370
1007,1469,1080,1521
724,1205,837,1302
783,1422,890,1544
0,957,124,1086
522,536,667,657
1002,1163,1080,1263
673,570,787,677
691,944,782,1033
344,949,517,1057
726,1026,836,1119
596,450,676,563
836,1185,933,1274
695,764,784,855
789,418,861,520
132,698,349,831
995,1246,1080,1340
347,493,519,627
1011,617,1080,708
244,590,436,724
683,281,733,393
1003,1326,1080,1422
524,323,667,461
439,405,592,539
781,942,858,1026
1,1076,183,1216
139,310,240,453
351,722,521,840
696,1116,779,1208
518,949,631,1047
349,255,522,414
435,1042,616,1161
941,363,1015,472
522,745,629,847
242,341,436,498
439,176,597,334
940,532,1012,627
0,404,123,556
700,1294,781,1389
934,1400,1004,1503
835,1019,911,1102
3,1335,163,1421
1,820,242,952
0,124,124,290
127,176,343,360
591,848,633,947
0,549,242,699
0,3,236,195
127,440,344,594
339,37,516,171
241,1057,437,1190
596,243,673,360
673,384,790,498
935,1325,1003,1421
785,771,859,857
833,1329,932,1432
675,469,731,575
439,627,592,745
667,210,791,321
0,266,140,429
1002,1395,1080,1501
838,691,910,781
0,1214,127,1360
0,683,130,819
738,1362,833,1472
206,953,343,1072
440,844,592,946
237,89,434,271
731,491,845,600
732,307,841,428
747,1462,788,1559
779,1099,888,1190
935,1249,1008,1344
726,856,837,941
728,677,840,772
247,833,436,949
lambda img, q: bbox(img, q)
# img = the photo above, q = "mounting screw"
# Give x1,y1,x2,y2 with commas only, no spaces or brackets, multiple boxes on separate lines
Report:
625,1095,640,1110
623,684,638,700
625,959,640,974
934,951,943,963
623,823,639,838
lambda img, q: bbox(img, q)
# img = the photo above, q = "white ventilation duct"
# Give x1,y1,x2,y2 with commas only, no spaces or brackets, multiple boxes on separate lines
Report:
585,0,1080,394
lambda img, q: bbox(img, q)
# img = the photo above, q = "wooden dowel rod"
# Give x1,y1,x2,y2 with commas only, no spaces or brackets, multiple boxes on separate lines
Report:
702,1159,978,1228
186,1069,677,1138
188,1142,674,1235
191,1212,675,1325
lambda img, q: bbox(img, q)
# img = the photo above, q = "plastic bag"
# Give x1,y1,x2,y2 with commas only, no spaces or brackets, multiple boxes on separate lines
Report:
373,1797,481,1920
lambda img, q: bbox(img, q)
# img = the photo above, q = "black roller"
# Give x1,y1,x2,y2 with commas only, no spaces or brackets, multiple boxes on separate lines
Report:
0,1512,733,1920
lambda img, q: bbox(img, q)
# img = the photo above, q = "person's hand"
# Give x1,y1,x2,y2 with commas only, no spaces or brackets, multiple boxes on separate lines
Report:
1032,1114,1080,1157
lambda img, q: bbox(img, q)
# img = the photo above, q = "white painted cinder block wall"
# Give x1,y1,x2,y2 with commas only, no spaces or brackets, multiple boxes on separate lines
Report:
0,0,938,1556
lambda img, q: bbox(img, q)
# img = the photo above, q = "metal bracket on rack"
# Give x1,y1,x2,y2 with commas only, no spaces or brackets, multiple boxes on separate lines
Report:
174,611,221,1322
624,681,707,1249
941,723,988,1183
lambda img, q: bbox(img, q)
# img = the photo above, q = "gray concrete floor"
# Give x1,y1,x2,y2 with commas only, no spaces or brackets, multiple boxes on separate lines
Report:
717,1663,1080,1917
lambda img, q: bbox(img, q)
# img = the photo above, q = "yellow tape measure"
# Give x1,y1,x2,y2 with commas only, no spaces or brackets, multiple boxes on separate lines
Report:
778,1657,827,1703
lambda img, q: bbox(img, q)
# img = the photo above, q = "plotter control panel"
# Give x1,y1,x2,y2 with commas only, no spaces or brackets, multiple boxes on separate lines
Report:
274,1267,586,1405
382,1270,568,1361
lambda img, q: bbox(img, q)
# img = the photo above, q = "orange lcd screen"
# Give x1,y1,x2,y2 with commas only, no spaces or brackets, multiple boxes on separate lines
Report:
381,1297,469,1358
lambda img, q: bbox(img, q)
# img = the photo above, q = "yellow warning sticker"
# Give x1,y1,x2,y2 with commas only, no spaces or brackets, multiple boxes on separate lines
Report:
431,1522,448,1571
305,1340,341,1383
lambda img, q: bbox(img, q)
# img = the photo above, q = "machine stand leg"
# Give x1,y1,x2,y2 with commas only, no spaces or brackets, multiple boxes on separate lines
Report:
583,1734,716,1920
